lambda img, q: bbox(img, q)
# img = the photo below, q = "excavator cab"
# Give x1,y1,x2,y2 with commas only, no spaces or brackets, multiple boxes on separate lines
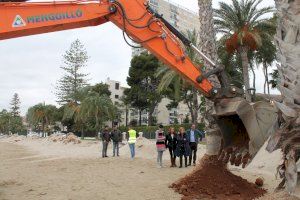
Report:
213,97,277,167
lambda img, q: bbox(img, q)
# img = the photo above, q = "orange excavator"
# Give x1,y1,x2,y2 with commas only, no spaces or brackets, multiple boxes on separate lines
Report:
0,0,277,167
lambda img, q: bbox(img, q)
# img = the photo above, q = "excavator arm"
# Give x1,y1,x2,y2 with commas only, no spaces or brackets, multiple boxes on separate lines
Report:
0,0,213,97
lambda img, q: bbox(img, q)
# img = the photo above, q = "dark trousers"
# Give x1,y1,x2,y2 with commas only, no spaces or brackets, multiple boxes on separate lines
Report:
179,155,187,167
189,142,197,164
102,141,108,157
113,141,119,156
169,148,176,159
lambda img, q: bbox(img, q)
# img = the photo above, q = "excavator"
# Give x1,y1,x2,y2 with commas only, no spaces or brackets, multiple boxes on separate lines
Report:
0,0,277,168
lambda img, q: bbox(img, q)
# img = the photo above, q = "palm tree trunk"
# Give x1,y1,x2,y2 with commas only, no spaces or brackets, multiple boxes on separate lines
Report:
267,0,300,194
192,88,199,125
263,63,267,94
139,109,142,126
198,0,220,131
239,47,252,102
265,65,270,96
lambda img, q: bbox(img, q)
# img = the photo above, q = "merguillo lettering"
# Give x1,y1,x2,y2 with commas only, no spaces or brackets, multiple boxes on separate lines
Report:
26,9,83,24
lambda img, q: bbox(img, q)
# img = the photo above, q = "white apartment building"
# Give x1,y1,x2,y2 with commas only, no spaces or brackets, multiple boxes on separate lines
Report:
132,0,200,57
105,78,191,126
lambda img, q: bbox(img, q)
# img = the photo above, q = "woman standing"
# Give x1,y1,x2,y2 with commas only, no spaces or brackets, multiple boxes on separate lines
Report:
156,124,166,168
165,127,178,167
175,127,191,168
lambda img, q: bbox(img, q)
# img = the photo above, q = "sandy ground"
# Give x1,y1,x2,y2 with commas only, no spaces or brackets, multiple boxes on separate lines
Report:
0,135,299,200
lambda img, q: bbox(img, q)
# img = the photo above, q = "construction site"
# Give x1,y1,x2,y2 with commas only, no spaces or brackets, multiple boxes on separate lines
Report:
0,0,300,199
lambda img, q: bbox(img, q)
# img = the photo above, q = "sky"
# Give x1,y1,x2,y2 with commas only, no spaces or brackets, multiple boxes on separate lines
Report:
0,0,276,115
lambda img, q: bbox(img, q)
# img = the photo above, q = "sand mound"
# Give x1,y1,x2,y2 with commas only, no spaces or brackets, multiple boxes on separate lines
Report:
171,155,266,200
63,133,81,144
48,133,81,144
48,133,66,142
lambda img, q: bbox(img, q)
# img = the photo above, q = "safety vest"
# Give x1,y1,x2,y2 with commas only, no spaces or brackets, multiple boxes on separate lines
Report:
128,129,137,144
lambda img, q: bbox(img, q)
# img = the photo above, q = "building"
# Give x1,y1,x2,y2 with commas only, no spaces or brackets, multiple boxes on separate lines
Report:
132,0,200,57
105,78,191,126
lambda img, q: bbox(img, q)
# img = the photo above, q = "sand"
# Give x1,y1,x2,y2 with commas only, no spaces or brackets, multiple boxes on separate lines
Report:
0,135,299,200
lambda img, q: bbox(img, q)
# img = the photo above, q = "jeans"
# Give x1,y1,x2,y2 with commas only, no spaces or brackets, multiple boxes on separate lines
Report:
157,151,164,167
189,142,197,164
113,141,119,156
129,143,135,159
102,141,108,157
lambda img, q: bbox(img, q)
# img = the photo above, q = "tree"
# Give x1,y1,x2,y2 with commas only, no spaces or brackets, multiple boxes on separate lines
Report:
120,95,130,127
0,110,11,134
156,29,206,124
266,0,300,193
214,0,274,101
7,93,25,134
125,52,163,126
27,103,58,135
79,93,115,129
55,39,89,104
10,93,20,117
62,84,116,138
198,0,221,130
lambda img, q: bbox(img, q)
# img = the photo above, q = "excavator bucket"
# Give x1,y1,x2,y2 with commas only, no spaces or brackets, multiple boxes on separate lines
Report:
213,97,277,167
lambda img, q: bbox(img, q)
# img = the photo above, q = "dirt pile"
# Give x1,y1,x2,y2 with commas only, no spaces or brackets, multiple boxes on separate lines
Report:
48,133,81,144
63,133,81,144
170,155,266,200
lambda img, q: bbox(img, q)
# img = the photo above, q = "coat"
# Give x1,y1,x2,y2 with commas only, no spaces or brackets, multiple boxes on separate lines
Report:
110,129,122,142
175,133,191,157
155,130,166,151
186,129,204,143
101,130,110,142
165,133,177,150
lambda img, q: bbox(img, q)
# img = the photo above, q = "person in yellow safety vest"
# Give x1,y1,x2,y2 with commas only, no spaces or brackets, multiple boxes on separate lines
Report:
126,126,137,159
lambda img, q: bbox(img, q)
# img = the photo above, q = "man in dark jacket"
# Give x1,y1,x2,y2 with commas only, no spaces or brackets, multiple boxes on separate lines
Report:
186,124,203,166
101,126,110,158
110,125,122,157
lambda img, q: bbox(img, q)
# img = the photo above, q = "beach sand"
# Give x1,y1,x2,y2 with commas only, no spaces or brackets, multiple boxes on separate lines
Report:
0,135,298,200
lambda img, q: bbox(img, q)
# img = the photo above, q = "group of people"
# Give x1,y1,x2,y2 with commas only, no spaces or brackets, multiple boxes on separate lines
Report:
100,124,204,169
100,125,138,159
156,124,203,168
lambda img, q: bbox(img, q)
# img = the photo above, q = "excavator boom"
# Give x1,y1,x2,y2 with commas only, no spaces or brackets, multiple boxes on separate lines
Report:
0,0,213,96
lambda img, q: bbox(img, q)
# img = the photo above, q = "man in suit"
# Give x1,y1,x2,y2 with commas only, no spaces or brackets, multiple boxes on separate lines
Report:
186,124,203,166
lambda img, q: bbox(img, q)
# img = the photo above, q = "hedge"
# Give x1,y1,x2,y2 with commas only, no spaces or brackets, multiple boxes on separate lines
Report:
118,123,205,134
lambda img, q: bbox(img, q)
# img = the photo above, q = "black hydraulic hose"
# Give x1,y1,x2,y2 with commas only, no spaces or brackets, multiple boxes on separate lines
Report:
146,6,192,47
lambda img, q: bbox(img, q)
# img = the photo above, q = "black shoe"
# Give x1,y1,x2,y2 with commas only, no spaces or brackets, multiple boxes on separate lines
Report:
105,156,108,157
179,165,182,168
188,163,191,166
117,155,120,157
185,165,188,168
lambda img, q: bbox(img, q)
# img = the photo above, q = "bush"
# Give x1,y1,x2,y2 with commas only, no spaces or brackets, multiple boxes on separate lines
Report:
119,123,205,139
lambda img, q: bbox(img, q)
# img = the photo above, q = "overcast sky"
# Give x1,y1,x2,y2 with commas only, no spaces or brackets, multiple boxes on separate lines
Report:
0,0,276,115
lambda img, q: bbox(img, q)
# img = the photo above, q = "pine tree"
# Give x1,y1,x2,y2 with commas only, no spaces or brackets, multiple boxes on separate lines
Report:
10,93,20,117
55,39,89,104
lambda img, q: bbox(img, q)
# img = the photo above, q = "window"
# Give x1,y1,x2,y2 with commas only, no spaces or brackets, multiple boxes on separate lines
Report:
115,95,119,99
149,0,158,6
115,83,120,90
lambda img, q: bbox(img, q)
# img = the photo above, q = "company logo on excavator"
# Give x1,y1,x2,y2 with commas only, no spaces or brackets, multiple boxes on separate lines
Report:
12,15,26,28
26,9,83,24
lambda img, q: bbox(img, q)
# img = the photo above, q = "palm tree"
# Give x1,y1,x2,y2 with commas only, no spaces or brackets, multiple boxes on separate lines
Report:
27,103,57,136
266,0,300,194
156,29,203,124
198,0,221,131
78,92,116,132
214,0,274,101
